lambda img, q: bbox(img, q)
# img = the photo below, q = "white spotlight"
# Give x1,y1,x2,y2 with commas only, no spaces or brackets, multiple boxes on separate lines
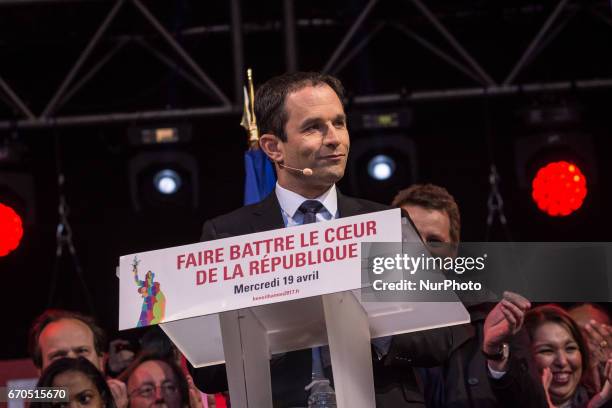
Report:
367,155,396,180
154,169,182,195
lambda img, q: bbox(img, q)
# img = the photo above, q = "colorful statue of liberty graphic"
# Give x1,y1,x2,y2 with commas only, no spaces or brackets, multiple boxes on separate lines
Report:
132,257,166,327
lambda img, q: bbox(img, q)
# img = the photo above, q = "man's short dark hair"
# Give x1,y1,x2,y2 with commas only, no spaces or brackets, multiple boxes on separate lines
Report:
392,183,461,243
28,309,107,369
254,71,345,142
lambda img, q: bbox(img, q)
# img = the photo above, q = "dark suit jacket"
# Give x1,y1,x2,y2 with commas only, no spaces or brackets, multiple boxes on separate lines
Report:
200,188,388,239
418,304,499,408
190,191,459,407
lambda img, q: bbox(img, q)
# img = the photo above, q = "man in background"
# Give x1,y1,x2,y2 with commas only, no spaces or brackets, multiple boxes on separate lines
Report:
28,309,129,408
392,183,460,244
392,183,499,408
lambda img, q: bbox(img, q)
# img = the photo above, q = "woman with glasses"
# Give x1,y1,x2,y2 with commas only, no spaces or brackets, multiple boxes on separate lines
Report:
119,353,190,408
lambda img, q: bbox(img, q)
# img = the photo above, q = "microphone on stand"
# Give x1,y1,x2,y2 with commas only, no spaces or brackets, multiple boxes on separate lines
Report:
278,162,313,176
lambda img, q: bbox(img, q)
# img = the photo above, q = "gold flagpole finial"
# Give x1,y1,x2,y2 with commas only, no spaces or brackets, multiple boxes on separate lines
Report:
241,68,259,149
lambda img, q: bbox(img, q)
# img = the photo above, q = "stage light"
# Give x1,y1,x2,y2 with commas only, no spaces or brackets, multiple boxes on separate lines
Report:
0,138,35,258
154,169,182,195
345,135,417,204
531,161,587,217
0,202,23,256
515,108,597,219
129,151,199,212
367,155,396,180
345,108,416,203
128,123,192,146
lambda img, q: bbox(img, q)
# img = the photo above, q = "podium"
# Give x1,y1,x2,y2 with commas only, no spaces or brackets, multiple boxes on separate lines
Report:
118,209,470,408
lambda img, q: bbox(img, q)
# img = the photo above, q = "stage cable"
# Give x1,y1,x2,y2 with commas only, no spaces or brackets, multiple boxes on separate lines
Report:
48,130,95,314
483,97,513,242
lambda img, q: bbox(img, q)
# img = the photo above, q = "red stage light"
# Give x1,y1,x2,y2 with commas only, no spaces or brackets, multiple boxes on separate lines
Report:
0,203,24,256
531,161,587,217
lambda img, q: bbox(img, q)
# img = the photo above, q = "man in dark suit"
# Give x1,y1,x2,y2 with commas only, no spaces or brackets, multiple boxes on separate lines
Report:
190,71,457,407
393,184,500,407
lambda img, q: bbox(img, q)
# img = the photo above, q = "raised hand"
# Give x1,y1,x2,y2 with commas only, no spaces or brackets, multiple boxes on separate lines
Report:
187,374,203,408
483,291,531,354
600,360,612,402
107,378,128,408
585,321,612,366
588,359,612,408
541,367,555,408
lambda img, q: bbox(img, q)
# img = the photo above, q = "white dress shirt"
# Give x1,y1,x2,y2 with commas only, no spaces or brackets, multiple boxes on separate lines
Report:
274,182,339,368
275,182,339,227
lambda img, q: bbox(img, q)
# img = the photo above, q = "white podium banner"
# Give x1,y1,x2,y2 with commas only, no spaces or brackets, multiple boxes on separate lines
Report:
119,208,402,330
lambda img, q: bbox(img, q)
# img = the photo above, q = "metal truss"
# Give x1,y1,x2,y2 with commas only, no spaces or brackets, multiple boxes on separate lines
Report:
319,0,612,104
1,0,612,129
321,0,597,85
0,0,239,129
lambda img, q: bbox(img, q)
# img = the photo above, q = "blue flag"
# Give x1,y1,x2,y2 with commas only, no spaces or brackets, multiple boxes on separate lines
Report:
244,149,276,205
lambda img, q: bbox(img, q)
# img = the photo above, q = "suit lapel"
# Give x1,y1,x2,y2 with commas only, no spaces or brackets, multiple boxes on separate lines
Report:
337,190,363,218
251,192,285,232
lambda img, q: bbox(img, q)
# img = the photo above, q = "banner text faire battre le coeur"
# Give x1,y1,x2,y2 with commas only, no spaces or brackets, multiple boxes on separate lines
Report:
173,220,378,286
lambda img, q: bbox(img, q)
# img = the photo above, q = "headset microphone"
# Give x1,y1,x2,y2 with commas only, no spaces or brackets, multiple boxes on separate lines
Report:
278,163,313,176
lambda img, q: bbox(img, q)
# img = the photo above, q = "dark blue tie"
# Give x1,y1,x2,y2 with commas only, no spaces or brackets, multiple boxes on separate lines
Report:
297,200,328,381
298,200,324,225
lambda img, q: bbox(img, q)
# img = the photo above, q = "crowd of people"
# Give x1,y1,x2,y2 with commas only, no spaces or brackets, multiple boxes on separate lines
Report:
27,308,215,408
25,183,612,408
21,71,612,407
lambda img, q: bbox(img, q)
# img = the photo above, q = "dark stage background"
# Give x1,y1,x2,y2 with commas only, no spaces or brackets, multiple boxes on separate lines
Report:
1,0,611,359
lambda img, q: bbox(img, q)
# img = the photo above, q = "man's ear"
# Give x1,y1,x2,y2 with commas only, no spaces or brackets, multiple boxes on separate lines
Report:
259,133,283,163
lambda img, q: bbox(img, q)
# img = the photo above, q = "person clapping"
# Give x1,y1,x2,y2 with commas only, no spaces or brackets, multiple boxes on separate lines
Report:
483,293,612,408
